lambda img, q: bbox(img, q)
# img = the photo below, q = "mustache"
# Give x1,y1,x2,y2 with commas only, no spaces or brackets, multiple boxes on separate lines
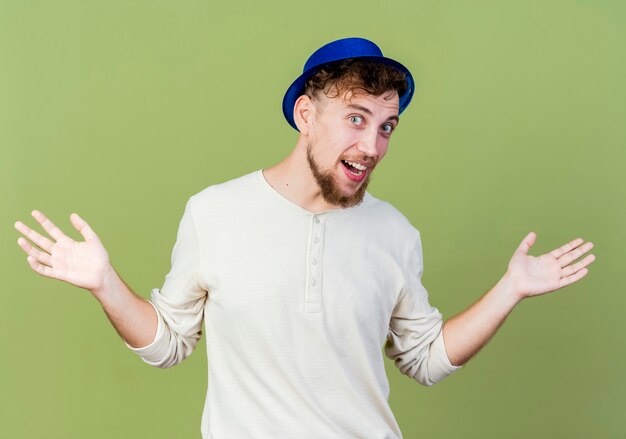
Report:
340,158,377,167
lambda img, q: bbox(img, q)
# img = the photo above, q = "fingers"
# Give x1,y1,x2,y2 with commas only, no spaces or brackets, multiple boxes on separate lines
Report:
16,236,53,267
14,216,55,254
550,237,584,259
31,210,66,242
70,212,99,241
516,232,537,255
26,254,56,279
561,253,596,277
557,241,594,268
558,267,589,289
555,239,595,288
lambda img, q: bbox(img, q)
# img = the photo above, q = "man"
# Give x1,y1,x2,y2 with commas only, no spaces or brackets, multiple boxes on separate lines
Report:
14,37,595,438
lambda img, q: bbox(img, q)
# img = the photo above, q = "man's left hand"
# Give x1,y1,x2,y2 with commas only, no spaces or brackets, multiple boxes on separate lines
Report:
506,232,595,301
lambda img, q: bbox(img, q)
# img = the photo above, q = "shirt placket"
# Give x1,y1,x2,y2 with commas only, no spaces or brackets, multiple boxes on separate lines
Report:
304,213,325,313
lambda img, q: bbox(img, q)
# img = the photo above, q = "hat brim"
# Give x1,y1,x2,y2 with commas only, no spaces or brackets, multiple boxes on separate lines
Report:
282,56,414,131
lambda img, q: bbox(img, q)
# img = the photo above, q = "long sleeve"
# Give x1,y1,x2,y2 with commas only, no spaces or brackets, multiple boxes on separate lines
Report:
384,232,462,386
125,197,208,368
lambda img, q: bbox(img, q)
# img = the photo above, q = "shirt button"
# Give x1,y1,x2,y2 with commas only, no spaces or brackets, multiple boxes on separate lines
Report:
314,217,320,224
312,258,318,265
313,236,319,244
311,279,317,286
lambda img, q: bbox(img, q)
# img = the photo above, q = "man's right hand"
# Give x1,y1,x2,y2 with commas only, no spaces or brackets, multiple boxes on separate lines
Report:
14,210,111,293
15,209,159,350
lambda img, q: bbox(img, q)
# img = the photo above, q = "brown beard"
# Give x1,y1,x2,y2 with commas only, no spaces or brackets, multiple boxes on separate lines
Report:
306,142,371,208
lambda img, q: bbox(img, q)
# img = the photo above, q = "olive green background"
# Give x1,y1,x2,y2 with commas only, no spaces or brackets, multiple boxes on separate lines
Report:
1,1,624,438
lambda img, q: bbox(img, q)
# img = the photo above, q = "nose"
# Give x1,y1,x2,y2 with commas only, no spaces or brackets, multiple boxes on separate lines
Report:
356,129,380,160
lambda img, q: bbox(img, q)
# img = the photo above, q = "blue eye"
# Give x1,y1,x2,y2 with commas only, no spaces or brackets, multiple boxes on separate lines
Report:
350,115,363,125
381,124,394,134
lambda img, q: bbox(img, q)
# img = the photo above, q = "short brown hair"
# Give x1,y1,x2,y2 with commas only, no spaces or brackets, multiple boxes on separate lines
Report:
303,58,409,103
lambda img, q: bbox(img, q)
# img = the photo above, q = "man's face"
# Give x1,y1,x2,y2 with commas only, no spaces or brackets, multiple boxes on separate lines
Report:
305,89,400,208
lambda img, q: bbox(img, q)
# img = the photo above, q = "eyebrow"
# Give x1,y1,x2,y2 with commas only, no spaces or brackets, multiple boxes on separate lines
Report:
347,104,399,124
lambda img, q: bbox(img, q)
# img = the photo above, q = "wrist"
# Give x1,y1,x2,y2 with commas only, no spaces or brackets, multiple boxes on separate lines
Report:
90,264,119,302
496,273,525,307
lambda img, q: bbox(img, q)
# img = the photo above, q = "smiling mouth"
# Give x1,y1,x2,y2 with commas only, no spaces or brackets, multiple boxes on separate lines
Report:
341,160,367,176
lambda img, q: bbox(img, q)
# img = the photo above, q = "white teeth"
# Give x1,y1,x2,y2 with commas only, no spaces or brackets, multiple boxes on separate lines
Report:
344,160,367,171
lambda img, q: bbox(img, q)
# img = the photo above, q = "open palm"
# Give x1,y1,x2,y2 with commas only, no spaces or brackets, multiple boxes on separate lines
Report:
14,210,110,291
507,232,595,299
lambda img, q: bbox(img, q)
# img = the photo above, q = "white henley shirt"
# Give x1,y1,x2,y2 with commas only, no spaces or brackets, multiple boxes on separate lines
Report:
126,169,462,438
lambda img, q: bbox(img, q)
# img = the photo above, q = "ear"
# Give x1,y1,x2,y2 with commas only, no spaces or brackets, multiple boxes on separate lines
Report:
293,94,315,136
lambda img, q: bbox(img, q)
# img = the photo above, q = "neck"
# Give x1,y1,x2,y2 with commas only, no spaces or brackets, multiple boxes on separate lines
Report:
263,137,341,213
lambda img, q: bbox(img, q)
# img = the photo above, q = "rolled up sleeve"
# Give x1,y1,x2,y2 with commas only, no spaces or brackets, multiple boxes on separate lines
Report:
126,197,208,368
384,233,462,386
